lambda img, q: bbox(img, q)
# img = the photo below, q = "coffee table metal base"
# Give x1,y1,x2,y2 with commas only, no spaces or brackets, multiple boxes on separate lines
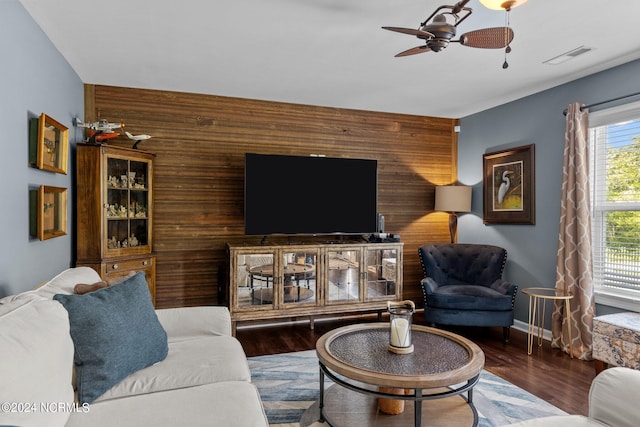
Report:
306,383,477,427
319,363,479,427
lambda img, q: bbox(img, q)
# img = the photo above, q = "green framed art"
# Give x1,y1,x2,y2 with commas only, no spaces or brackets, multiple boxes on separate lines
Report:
30,185,68,240
29,113,69,174
483,144,535,225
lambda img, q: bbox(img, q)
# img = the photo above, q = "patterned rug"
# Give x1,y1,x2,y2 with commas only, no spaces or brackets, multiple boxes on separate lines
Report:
247,350,567,427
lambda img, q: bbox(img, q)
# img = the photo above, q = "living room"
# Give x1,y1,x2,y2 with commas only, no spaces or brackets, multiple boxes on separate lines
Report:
3,1,640,426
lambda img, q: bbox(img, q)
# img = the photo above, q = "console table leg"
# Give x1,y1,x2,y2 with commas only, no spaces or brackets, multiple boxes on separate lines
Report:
414,388,422,427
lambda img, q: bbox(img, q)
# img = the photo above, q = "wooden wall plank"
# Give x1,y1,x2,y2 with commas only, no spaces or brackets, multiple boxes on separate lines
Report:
85,85,457,309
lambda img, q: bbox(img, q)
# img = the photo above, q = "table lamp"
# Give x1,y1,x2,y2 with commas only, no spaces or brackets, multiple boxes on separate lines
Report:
435,185,472,243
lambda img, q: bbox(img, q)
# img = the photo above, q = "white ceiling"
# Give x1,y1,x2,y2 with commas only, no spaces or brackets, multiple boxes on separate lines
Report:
18,0,640,118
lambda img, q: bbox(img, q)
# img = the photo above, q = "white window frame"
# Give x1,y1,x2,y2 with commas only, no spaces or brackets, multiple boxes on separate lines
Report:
589,100,640,310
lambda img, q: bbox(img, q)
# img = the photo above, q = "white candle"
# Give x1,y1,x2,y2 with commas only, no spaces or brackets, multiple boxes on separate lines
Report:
390,318,410,347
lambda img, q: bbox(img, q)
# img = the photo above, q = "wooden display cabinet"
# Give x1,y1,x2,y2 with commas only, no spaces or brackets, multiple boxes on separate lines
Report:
75,143,156,304
227,242,403,334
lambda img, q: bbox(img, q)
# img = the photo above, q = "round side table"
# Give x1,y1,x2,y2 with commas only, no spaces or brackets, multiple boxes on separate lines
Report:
521,287,574,358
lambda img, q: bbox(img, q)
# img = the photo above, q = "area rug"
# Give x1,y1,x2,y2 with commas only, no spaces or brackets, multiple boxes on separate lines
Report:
248,350,567,427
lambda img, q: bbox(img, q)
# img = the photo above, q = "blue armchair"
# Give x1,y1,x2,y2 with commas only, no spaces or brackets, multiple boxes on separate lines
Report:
418,243,518,343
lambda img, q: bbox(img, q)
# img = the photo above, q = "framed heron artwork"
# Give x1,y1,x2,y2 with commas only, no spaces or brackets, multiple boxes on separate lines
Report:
483,144,535,224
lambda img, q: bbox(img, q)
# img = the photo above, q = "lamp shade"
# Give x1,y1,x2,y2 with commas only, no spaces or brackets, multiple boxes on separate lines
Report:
435,185,472,213
479,0,527,10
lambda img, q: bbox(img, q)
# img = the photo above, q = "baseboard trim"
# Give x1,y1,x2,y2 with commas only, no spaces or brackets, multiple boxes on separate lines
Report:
238,313,554,342
513,318,552,342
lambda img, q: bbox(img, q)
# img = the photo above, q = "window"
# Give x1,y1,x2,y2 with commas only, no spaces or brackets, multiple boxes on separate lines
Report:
589,100,640,310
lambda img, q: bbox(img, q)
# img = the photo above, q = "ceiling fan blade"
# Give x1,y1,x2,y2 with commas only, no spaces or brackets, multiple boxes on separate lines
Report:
459,27,514,49
395,45,432,57
382,26,434,39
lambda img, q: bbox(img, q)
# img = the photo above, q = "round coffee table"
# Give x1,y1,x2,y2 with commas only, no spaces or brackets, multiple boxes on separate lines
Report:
315,323,485,427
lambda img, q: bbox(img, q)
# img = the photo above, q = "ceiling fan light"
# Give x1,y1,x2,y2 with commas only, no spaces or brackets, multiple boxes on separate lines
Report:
479,0,527,11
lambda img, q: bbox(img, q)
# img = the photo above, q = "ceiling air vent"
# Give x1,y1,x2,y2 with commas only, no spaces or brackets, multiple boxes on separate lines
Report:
543,46,593,65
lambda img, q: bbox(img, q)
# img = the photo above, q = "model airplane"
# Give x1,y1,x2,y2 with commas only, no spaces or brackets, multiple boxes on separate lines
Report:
125,131,153,149
74,118,125,144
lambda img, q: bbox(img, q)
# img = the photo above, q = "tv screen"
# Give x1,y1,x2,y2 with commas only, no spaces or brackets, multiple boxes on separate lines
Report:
244,153,378,236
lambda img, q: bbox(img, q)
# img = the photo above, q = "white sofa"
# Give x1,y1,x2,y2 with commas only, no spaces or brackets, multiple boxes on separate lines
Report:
507,366,640,427
0,267,269,427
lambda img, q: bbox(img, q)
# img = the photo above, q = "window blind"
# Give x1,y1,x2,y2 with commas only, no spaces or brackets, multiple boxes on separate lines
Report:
589,103,640,295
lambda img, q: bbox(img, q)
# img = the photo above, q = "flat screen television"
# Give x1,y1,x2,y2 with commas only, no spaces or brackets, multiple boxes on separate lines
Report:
244,153,378,236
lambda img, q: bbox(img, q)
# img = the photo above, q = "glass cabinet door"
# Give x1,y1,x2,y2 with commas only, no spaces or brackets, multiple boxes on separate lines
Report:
106,157,150,254
281,250,317,306
365,247,398,300
326,249,361,303
235,252,275,308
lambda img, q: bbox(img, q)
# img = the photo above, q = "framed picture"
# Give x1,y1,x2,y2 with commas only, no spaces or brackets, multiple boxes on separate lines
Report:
29,186,68,240
483,144,535,224
29,113,69,174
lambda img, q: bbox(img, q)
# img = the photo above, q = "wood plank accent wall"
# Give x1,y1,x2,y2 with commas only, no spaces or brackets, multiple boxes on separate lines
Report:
83,85,458,309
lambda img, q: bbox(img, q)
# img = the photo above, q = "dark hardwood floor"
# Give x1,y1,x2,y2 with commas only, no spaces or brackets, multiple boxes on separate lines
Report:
236,313,596,417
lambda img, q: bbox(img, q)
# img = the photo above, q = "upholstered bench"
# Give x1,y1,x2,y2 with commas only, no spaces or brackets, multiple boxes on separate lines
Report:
592,312,640,373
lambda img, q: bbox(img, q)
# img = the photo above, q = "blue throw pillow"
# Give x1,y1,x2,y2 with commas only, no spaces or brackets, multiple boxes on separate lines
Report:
54,272,168,404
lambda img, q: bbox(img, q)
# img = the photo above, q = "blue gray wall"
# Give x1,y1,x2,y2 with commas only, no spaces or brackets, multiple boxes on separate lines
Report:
0,1,83,297
457,59,640,324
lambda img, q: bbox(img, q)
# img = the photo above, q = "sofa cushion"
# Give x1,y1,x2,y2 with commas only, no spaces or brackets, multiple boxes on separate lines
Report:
0,293,75,427
426,284,514,310
53,272,168,404
34,266,103,299
97,334,252,401
157,306,233,339
65,381,268,427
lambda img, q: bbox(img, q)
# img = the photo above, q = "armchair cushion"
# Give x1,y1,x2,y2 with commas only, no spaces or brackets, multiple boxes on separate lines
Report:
426,284,515,310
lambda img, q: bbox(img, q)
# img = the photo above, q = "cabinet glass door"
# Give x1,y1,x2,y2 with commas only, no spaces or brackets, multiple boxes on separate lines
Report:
235,253,275,308
326,249,361,303
106,157,150,254
365,247,398,300
282,250,317,306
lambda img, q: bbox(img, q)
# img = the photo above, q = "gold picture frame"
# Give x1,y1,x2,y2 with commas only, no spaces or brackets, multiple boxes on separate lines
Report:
30,186,68,240
483,144,535,225
29,113,69,174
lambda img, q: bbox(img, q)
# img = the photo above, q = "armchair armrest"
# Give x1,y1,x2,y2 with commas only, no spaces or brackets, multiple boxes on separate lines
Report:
420,277,440,295
420,277,440,308
155,306,232,341
589,367,640,427
490,279,517,296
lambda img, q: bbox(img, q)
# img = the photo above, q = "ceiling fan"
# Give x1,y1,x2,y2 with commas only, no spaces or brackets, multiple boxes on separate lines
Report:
382,0,526,68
